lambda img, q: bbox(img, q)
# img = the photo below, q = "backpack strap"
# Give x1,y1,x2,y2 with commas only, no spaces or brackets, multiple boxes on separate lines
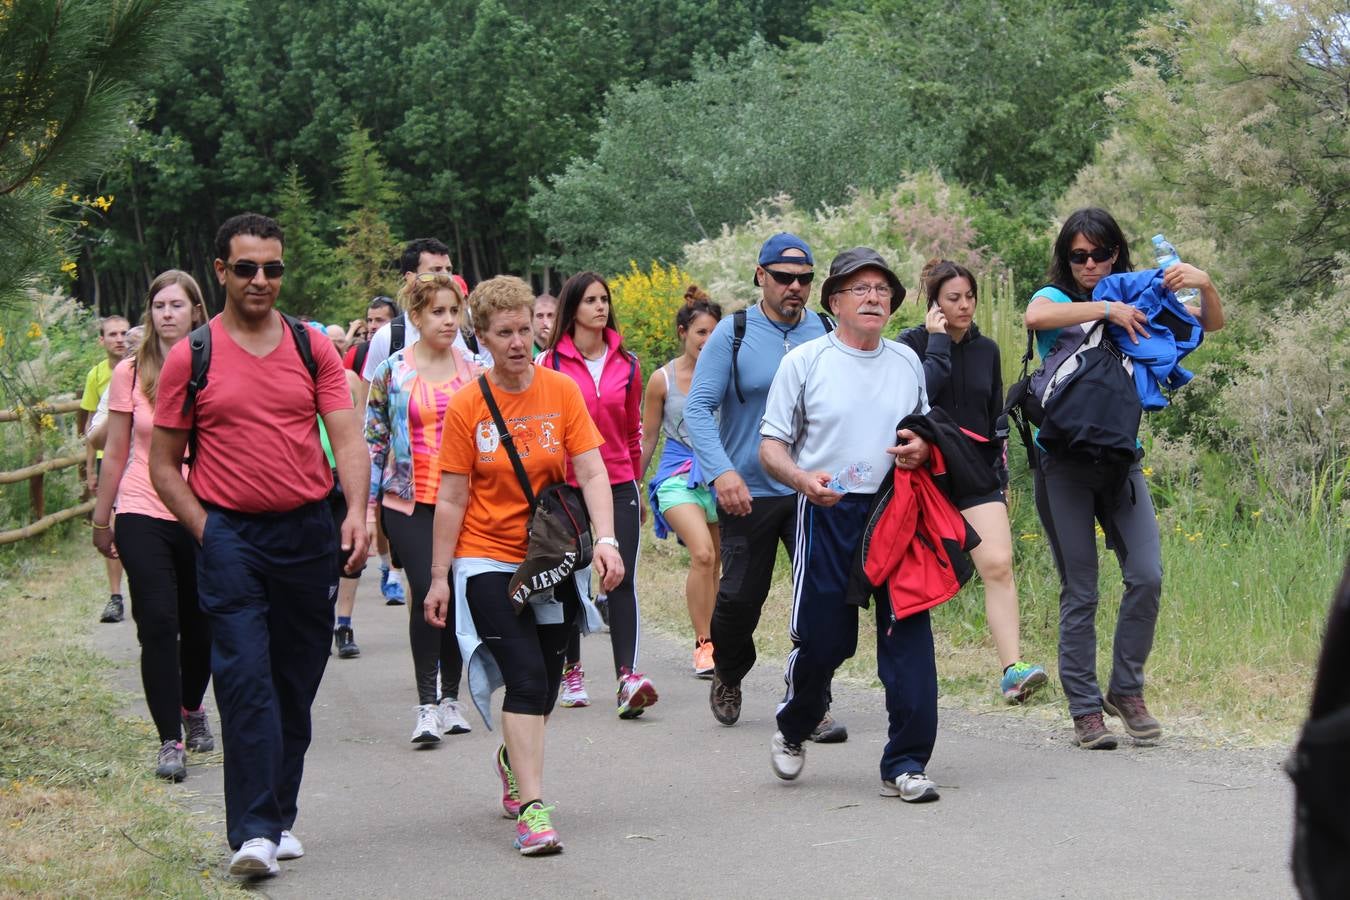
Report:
183,321,213,417
464,330,479,355
389,314,406,355
280,313,319,383
819,311,835,333
730,309,747,404
477,375,536,509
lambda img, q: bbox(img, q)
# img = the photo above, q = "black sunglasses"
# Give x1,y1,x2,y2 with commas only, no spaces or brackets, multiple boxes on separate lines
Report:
764,268,814,286
1067,247,1116,266
224,260,286,280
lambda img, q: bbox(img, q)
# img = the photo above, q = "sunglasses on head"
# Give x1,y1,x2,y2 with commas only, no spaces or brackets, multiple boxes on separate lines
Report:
224,260,285,280
764,268,814,286
1067,247,1116,265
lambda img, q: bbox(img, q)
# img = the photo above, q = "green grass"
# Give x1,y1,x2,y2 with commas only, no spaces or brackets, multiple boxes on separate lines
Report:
0,526,246,899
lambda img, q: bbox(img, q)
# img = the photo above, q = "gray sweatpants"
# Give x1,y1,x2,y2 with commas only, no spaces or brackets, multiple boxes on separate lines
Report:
1033,456,1163,717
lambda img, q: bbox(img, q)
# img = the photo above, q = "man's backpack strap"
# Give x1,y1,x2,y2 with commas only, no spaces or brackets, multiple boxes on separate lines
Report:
819,311,835,333
389,314,406,355
730,309,747,404
183,321,213,417
464,329,479,355
280,313,319,383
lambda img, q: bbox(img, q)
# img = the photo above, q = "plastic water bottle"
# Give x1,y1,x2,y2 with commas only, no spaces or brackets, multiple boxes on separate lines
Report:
1152,234,1199,303
828,461,872,493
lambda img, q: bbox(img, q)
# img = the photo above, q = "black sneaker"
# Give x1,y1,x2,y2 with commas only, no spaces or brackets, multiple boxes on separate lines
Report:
710,671,742,726
99,594,124,623
334,625,361,659
808,711,849,743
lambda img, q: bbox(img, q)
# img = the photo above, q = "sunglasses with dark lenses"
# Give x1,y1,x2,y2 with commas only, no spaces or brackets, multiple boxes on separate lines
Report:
764,268,814,286
225,260,286,280
1067,247,1116,266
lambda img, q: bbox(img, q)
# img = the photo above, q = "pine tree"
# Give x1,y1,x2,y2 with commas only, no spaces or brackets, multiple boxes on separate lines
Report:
335,125,400,310
275,164,341,320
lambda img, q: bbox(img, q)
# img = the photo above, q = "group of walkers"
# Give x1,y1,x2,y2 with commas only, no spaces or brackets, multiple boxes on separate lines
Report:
80,203,1223,874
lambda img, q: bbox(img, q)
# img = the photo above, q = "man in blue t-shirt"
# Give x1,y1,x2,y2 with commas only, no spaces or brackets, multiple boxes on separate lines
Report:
684,233,845,740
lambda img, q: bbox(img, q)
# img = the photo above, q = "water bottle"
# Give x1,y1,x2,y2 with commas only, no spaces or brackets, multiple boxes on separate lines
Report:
828,461,873,493
1151,234,1199,303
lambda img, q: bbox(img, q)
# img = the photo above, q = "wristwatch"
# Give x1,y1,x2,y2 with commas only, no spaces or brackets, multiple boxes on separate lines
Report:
596,536,620,550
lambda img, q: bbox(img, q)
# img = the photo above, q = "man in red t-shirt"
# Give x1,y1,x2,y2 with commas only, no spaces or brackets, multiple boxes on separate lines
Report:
150,213,369,879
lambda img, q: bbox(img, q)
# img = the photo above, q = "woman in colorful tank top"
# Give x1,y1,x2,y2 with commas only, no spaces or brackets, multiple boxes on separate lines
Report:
638,285,723,677
366,273,479,744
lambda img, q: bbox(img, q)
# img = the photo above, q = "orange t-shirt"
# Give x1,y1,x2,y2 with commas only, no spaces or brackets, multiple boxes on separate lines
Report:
439,368,603,562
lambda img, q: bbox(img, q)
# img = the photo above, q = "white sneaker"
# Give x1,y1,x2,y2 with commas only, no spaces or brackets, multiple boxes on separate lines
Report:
559,663,589,708
277,830,304,860
438,698,472,735
770,731,805,781
411,704,441,744
229,837,279,877
880,771,940,803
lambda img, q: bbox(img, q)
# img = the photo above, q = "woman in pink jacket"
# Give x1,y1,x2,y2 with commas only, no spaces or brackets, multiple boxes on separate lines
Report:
538,272,657,718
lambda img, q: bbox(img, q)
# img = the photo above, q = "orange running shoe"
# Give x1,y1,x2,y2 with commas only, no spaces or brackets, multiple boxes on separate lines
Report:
693,639,715,678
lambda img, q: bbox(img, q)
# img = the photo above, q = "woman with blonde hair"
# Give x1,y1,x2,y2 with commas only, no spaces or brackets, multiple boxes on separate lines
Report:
91,269,213,781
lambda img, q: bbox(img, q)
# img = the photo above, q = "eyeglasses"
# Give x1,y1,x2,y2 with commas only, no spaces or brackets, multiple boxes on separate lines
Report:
223,260,285,280
763,268,814,286
1068,247,1116,265
833,283,893,299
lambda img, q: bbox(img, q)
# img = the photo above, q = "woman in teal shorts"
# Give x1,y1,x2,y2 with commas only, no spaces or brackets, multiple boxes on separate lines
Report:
639,285,723,676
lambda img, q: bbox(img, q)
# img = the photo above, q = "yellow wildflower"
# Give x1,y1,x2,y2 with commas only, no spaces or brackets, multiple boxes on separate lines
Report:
39,414,55,431
0,327,6,350
60,260,77,279
1142,466,1153,477
51,182,68,199
91,195,114,212
26,322,42,339
1250,509,1262,520
1018,532,1040,541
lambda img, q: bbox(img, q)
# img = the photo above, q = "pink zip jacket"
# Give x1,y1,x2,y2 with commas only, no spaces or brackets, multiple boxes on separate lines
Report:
539,328,643,485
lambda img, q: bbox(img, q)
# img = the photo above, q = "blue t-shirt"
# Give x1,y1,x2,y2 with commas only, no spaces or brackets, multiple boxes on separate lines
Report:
685,304,830,498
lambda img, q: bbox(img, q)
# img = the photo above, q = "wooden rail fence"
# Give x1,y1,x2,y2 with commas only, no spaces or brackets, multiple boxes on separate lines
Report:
0,398,93,546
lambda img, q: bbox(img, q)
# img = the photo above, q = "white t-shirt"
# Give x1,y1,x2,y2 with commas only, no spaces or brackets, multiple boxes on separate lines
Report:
583,348,607,392
760,333,928,494
362,316,490,381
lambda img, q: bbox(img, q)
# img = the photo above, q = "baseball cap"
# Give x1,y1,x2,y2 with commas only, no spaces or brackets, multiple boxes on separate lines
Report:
818,247,907,315
753,232,814,286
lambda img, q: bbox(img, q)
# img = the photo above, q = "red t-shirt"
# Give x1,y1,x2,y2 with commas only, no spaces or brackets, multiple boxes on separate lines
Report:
154,313,352,514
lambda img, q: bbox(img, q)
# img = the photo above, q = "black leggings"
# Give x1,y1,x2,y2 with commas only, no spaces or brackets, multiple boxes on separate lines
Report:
468,572,578,716
566,479,641,678
115,513,212,742
382,503,462,704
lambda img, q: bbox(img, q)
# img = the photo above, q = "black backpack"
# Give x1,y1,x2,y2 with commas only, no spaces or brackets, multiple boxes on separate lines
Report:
391,312,479,356
729,307,834,403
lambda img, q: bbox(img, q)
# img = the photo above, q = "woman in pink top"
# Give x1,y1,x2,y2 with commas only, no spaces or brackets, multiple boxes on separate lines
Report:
538,272,657,718
91,270,212,782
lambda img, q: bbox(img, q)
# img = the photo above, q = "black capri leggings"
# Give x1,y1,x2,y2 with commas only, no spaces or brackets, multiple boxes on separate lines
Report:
467,571,578,717
115,513,212,742
381,502,462,705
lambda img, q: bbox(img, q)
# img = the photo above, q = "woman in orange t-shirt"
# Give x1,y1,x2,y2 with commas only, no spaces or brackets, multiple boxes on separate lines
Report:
366,273,479,744
425,276,623,857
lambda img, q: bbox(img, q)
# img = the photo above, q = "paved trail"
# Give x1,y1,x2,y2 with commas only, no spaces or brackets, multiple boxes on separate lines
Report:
95,578,1296,899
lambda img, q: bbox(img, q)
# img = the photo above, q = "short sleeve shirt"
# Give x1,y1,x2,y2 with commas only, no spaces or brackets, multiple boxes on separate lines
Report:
107,358,178,520
438,368,603,562
154,313,352,514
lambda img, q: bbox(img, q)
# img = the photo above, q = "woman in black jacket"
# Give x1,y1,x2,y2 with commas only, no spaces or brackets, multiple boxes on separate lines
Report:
899,260,1047,704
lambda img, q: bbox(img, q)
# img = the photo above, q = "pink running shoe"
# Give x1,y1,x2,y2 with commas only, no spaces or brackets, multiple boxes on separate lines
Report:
515,802,563,856
495,744,521,819
559,663,589,708
616,667,658,719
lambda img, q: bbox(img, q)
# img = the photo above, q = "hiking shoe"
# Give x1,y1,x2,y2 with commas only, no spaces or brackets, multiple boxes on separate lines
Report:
1001,661,1049,703
1072,711,1119,750
495,744,522,819
155,739,187,782
559,663,589,708
181,707,214,753
438,697,472,735
229,837,279,878
515,802,563,856
276,830,304,860
411,704,441,744
693,640,715,678
710,671,742,726
99,594,124,623
809,711,849,743
881,772,941,803
333,625,361,659
1103,691,1163,741
380,566,406,605
770,731,805,780
616,668,658,719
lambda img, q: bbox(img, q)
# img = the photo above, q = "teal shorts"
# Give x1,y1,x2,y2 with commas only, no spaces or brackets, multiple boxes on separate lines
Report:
655,473,717,523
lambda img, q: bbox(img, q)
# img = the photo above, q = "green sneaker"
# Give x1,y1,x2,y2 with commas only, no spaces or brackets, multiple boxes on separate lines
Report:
1000,661,1048,703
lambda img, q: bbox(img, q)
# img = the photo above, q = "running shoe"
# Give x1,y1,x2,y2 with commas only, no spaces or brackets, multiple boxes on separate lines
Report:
155,739,187,782
495,744,521,819
559,663,589,708
99,593,124,623
229,837,279,878
693,639,715,678
881,772,940,803
276,830,304,860
770,731,805,780
438,697,472,735
514,802,563,856
1103,691,1163,741
333,625,361,659
380,565,406,605
616,668,658,719
181,706,214,752
1000,661,1048,703
411,704,441,744
809,711,848,743
710,671,742,726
